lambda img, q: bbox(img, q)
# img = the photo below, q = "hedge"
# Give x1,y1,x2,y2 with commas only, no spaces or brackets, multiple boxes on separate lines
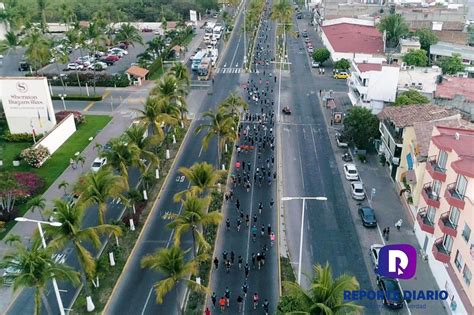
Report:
52,94,103,101
2,131,42,143
41,73,130,88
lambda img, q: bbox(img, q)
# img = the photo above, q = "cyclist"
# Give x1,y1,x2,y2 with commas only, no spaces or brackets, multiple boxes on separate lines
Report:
253,292,259,309
242,282,248,297
262,299,270,314
224,287,231,306
251,225,257,242
237,295,244,312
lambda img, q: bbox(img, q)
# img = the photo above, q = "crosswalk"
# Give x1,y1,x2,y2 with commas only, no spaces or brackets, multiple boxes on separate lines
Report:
215,67,242,74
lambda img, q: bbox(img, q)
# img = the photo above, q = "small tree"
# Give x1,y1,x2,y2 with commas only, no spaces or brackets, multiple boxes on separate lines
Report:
437,54,465,75
403,49,428,67
377,14,409,48
333,58,351,70
415,28,438,51
343,107,380,150
395,90,430,106
312,48,330,65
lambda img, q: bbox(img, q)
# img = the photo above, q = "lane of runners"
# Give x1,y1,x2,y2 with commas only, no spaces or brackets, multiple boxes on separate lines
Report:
208,1,279,314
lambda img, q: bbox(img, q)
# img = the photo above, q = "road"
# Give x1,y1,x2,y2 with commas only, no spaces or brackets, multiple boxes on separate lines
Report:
104,1,252,314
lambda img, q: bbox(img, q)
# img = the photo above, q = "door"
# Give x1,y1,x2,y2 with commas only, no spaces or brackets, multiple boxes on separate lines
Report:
423,235,429,252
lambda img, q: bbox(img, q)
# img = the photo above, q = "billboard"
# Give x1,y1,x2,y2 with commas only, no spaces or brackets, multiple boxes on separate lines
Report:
0,77,56,135
190,10,197,23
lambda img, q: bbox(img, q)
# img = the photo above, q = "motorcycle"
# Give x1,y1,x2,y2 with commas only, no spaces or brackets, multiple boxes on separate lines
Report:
342,153,352,162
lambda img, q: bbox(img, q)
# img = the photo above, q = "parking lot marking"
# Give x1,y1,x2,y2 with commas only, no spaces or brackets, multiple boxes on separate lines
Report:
83,102,95,112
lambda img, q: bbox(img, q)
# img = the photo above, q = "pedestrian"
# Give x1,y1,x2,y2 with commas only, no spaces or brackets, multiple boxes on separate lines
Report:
224,287,231,306
236,218,242,231
238,255,243,269
385,227,390,241
262,299,270,314
222,250,228,261
211,292,217,308
237,295,244,312
267,224,272,236
236,199,240,210
382,227,387,238
261,251,266,265
256,252,262,269
244,263,250,278
251,252,256,268
395,219,403,231
261,224,265,237
230,251,235,264
253,214,258,224
242,282,248,297
205,307,211,315
219,296,226,311
258,202,263,214
252,225,258,241
253,292,259,309
225,259,231,273
269,198,274,208
213,257,219,269
226,218,231,231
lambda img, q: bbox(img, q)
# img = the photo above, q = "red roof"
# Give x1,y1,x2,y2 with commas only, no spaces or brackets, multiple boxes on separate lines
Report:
432,126,474,178
435,77,474,103
356,63,382,72
322,23,384,55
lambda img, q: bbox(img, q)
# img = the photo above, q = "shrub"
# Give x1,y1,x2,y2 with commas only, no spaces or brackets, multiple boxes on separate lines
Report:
45,73,130,88
12,172,45,196
2,131,43,143
52,94,103,101
20,145,50,168
55,110,86,125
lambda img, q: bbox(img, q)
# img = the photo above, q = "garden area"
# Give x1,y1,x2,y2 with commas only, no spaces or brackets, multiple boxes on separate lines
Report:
0,113,112,238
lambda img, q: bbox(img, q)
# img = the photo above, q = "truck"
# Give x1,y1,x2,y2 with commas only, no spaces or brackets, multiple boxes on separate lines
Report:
197,57,212,80
191,51,207,71
209,48,218,66
213,26,223,40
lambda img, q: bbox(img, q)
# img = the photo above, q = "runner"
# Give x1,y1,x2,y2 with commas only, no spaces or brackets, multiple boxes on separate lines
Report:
253,292,259,309
219,296,226,311
237,295,244,312
242,282,248,297
211,292,217,308
262,299,270,314
224,287,231,306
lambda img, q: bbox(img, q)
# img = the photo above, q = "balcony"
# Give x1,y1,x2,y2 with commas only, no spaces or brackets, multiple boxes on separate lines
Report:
438,212,458,238
444,183,465,210
432,237,451,264
382,120,403,144
416,208,435,234
422,183,441,208
426,156,447,182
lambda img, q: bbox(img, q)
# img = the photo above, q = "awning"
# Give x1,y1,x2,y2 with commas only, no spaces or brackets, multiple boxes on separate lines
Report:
126,66,149,78
406,153,414,170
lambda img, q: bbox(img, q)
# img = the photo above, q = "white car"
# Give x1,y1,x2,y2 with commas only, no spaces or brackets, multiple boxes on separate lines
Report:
311,60,320,68
369,244,384,272
343,163,359,181
88,61,108,71
307,46,314,53
91,157,107,172
211,38,217,46
67,63,84,70
108,47,128,56
351,181,365,200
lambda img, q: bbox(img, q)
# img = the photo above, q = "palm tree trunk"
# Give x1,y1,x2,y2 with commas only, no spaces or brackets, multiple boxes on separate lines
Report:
41,290,53,315
217,135,221,168
175,286,181,314
34,287,41,315
99,203,106,225
191,228,197,258
55,63,66,92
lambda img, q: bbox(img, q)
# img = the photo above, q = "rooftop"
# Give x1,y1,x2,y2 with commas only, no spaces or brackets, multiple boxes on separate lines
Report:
322,23,384,55
434,30,468,46
397,66,441,94
432,126,474,178
355,63,382,73
378,104,460,128
126,66,149,78
435,77,474,102
429,41,474,60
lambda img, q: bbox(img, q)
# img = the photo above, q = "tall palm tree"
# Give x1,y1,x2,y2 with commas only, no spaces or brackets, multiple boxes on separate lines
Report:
166,192,222,256
151,74,188,122
26,196,46,220
59,3,76,30
100,138,147,182
37,0,49,33
140,246,207,312
174,162,226,201
135,97,179,141
124,124,161,166
65,28,83,93
75,168,127,225
169,62,190,88
195,109,238,167
279,263,363,314
58,180,69,195
377,14,409,48
219,92,248,116
0,238,80,315
2,31,19,56
49,43,69,92
45,199,121,312
271,0,293,26
115,23,144,65
22,28,50,74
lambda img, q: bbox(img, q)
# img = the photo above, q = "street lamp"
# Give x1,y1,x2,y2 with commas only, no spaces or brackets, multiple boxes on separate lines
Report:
58,94,67,110
15,217,66,315
281,196,328,285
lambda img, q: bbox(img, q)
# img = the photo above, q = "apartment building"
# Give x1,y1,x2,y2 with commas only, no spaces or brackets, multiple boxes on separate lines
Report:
414,126,474,315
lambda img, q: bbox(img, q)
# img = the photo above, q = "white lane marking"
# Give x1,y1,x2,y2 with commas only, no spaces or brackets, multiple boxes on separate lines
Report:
141,286,155,315
229,31,243,70
296,128,305,190
198,145,204,158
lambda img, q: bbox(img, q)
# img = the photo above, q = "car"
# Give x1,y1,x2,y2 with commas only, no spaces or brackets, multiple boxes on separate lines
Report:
18,61,30,71
304,37,311,43
351,182,366,200
296,12,302,19
108,47,128,56
1,261,20,286
307,46,314,53
335,133,348,148
343,163,359,181
91,157,107,172
334,71,351,79
211,38,217,46
369,244,384,272
116,42,129,50
88,61,108,71
312,60,320,68
67,63,84,70
358,206,377,227
103,55,120,62
302,30,308,37
141,27,152,32
377,276,404,309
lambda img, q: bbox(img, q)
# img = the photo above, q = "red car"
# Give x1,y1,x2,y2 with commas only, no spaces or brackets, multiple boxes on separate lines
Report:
141,27,152,32
104,55,120,62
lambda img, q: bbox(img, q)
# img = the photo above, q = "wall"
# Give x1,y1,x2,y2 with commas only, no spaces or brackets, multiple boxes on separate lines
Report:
34,114,76,155
322,17,375,26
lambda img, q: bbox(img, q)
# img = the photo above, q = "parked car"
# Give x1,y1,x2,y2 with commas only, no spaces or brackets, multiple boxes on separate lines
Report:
351,182,366,200
369,244,384,272
296,12,302,19
1,261,20,286
67,63,84,70
302,30,308,37
18,61,30,71
108,47,128,56
311,60,320,68
141,27,153,32
91,157,107,172
88,61,108,71
343,163,359,181
334,71,351,79
377,276,404,309
304,37,311,43
358,206,377,227
103,55,120,62
335,133,348,148
307,46,314,53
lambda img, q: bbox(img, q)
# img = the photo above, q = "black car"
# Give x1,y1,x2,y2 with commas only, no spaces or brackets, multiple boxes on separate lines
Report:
302,30,308,37
296,12,302,19
377,276,404,309
18,61,30,71
358,206,377,227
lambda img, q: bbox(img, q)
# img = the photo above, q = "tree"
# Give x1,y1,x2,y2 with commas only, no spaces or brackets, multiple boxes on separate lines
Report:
165,192,222,256
45,199,121,312
22,28,50,74
270,0,293,27
0,239,80,315
135,97,179,141
343,107,380,150
333,58,351,70
312,48,330,65
403,49,428,67
140,246,207,312
151,74,188,122
2,31,19,56
58,180,69,195
395,90,430,106
219,92,248,116
124,124,160,166
0,172,19,219
75,168,127,225
468,25,474,47
377,14,409,48
37,0,49,32
26,196,46,220
115,23,144,64
437,54,465,75
195,109,237,167
174,162,226,201
415,28,438,52
65,28,84,93
169,62,191,88
101,138,147,181
278,263,363,314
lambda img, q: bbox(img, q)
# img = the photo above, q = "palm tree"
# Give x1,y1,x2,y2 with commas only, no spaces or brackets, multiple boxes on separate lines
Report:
45,199,121,312
84,22,106,94
219,92,248,116
65,28,83,93
124,124,160,166
135,97,179,141
3,31,19,56
271,0,293,26
58,180,69,195
59,3,76,30
169,62,190,88
195,109,238,167
22,28,50,74
279,263,363,314
115,23,144,65
100,138,147,182
151,74,188,122
166,192,222,256
0,238,80,315
377,14,409,48
26,196,46,220
75,168,127,225
174,162,226,201
121,188,142,230
49,44,69,92
37,0,49,33
140,246,207,312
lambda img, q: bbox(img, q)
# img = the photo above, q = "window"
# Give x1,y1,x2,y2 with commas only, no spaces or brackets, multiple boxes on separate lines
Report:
462,224,471,243
433,180,442,196
462,265,472,287
455,175,468,197
427,206,436,223
454,250,464,272
438,150,448,169
443,234,453,253
449,207,460,227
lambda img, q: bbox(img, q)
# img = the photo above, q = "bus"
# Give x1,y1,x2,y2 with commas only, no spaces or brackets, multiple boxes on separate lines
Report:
197,57,212,80
213,26,223,40
191,51,207,71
